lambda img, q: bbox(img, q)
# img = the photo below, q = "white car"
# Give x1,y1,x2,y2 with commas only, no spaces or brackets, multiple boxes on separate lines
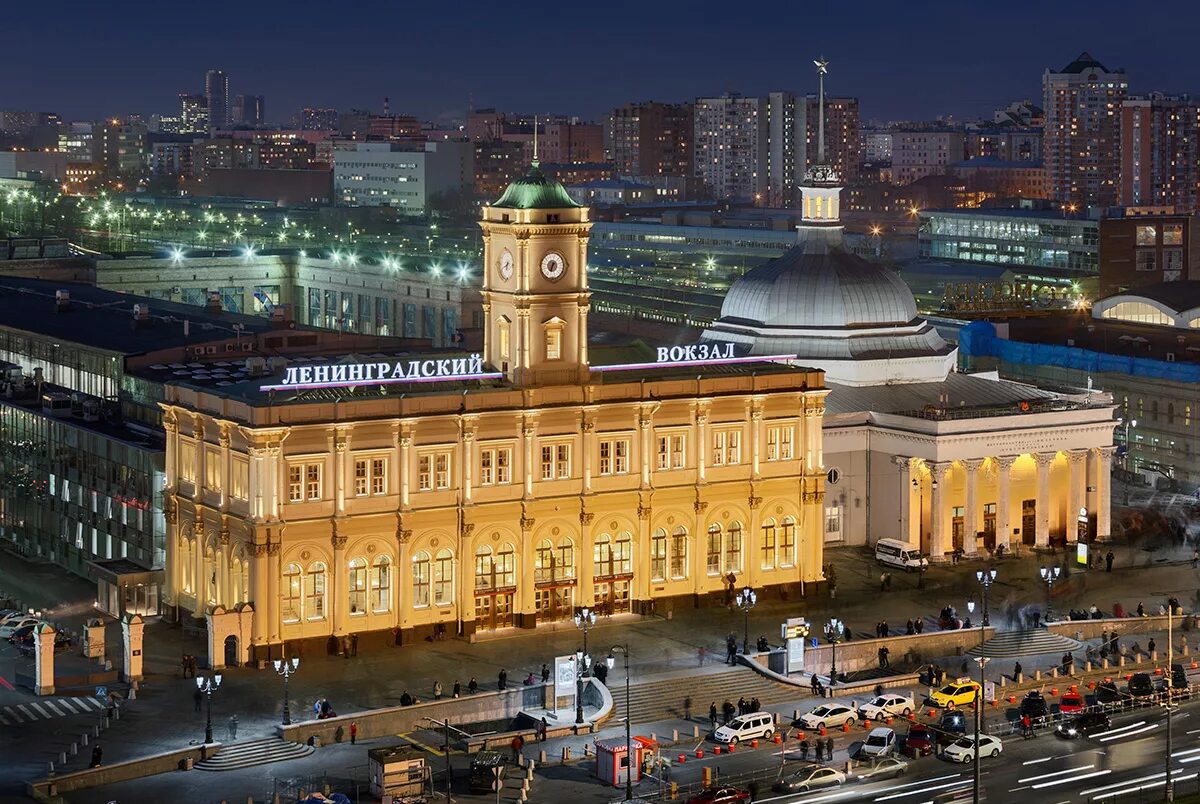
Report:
799,703,857,730
860,727,896,758
942,734,1003,763
0,616,41,638
712,712,775,744
858,693,915,720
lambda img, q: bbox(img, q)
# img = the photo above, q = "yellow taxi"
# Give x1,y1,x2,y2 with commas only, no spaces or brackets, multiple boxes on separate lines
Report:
929,679,981,708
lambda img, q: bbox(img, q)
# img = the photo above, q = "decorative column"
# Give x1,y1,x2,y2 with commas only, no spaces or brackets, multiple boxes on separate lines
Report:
250,543,267,650
581,414,595,494
635,500,653,609
399,431,412,510
164,497,179,610
901,458,920,544
750,404,764,480
120,614,144,683
34,623,56,695
396,524,412,635
163,410,179,487
639,407,654,489
1067,449,1088,543
994,455,1017,552
333,429,349,516
516,307,532,374
267,446,283,521
692,499,708,596
331,526,348,637
1034,452,1055,547
219,523,231,607
1095,446,1114,541
193,416,206,503
267,540,281,647
522,416,537,499
963,459,983,555
462,419,477,504
218,426,231,512
804,403,819,474
696,405,709,484
518,510,536,626
249,448,266,521
747,493,763,587
929,462,952,560
192,518,206,619
579,509,596,607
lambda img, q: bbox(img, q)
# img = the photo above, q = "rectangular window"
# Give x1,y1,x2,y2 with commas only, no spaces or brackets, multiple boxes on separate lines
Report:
434,552,453,605
725,526,743,574
670,530,688,578
479,446,513,486
712,428,741,466
419,455,432,491
825,506,842,536
650,531,667,581
289,464,303,502
305,464,321,501
435,453,449,489
371,458,386,495
418,451,451,491
1136,224,1158,246
412,555,430,608
204,447,221,491
761,522,776,570
599,438,630,475
766,425,794,461
354,457,388,496
706,529,721,575
779,520,795,567
545,327,562,360
1136,249,1157,272
1164,224,1184,246
354,459,369,497
541,442,571,480
179,440,197,483
231,457,249,501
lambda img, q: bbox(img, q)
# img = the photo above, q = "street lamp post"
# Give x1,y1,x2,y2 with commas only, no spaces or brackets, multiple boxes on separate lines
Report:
196,672,222,744
574,607,596,725
824,618,844,687
607,645,634,802
736,587,757,655
972,568,996,804
273,656,300,726
975,569,996,627
1119,418,1138,503
1039,566,1061,625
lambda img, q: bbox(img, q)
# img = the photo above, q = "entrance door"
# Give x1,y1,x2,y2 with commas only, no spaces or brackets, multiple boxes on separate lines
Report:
593,579,631,615
223,635,239,667
983,504,997,551
535,585,575,622
951,507,965,551
475,592,514,631
1021,499,1036,545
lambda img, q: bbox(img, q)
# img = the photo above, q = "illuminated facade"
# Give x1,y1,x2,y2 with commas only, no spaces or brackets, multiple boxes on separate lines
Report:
161,161,828,658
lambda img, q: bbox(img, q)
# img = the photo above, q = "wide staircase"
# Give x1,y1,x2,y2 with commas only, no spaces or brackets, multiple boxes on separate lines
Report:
966,629,1083,659
195,737,314,771
613,665,802,725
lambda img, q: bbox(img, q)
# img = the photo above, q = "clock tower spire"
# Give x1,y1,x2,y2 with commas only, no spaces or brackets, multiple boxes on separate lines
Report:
479,162,592,387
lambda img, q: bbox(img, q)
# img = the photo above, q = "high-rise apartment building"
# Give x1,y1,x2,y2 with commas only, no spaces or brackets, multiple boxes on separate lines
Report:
801,95,859,184
1120,94,1200,214
694,94,768,202
1043,52,1127,206
606,102,693,177
94,119,149,178
892,130,966,185
540,122,604,164
205,69,230,135
232,94,265,127
300,108,339,131
178,93,208,136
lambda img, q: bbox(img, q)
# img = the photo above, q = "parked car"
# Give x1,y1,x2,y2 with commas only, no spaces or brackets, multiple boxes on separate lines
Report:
685,786,751,804
0,616,40,638
772,764,846,793
16,633,72,657
942,734,1003,762
1127,673,1155,701
1095,681,1123,704
7,622,40,644
860,727,896,758
1020,691,1048,721
1055,711,1111,739
1159,664,1191,699
0,609,26,624
1058,692,1085,714
937,710,967,741
901,725,936,757
713,712,775,745
859,693,915,719
799,703,857,730
930,680,980,708
855,756,910,782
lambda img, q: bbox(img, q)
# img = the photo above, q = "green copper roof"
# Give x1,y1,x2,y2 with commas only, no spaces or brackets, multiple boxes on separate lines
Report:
491,162,582,210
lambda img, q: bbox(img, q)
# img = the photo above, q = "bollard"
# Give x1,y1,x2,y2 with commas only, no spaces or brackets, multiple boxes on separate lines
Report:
94,725,100,737
1050,667,1058,678
727,742,736,753
794,709,801,721
773,734,782,744
693,725,700,739
1102,658,1110,670
114,707,120,721
538,750,546,764
103,717,109,729
650,732,656,744
47,761,54,775
59,752,66,765
863,718,871,729
673,729,679,743
714,746,722,755
1034,669,1042,681
999,676,1007,688
81,733,88,747
1016,672,1023,684
842,721,850,733
751,739,758,749
1085,661,1092,673
1050,687,1058,696
678,753,686,764
583,743,591,757
70,743,78,757
695,749,704,759
527,765,534,780
1152,651,1158,663
562,747,571,763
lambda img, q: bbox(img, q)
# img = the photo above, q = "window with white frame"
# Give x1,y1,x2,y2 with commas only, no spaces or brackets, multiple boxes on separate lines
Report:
711,427,741,466
479,445,513,486
282,563,301,622
779,516,796,567
353,456,388,497
651,528,667,581
541,442,571,480
760,519,776,569
825,505,842,540
725,521,743,573
656,433,686,470
544,321,563,360
599,438,630,475
412,551,431,607
304,561,326,620
370,556,391,612
204,446,221,491
433,549,454,605
287,461,323,502
230,456,249,500
179,439,197,483
348,557,367,614
766,425,795,461
418,451,451,491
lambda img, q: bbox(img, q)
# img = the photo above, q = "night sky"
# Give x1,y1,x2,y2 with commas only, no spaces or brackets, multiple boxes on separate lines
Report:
7,0,1198,125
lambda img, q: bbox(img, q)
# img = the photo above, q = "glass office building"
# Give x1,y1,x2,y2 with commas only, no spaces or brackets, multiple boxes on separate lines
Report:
919,209,1099,274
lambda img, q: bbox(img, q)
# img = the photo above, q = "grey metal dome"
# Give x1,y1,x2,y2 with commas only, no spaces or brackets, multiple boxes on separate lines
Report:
718,228,918,328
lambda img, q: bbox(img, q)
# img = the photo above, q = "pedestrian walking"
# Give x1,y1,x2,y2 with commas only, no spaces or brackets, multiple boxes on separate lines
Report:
698,646,707,666
89,744,102,768
1106,551,1115,572
684,696,693,721
227,714,239,741
350,722,358,745
881,620,890,638
498,669,507,690
799,739,810,761
880,573,888,592
452,679,461,698
350,633,359,657
814,739,824,762
510,735,524,762
722,699,735,724
914,617,924,634
539,717,548,741
541,663,550,683
825,737,834,760
1013,661,1022,681
878,646,890,669
193,687,203,713
181,654,190,678
468,676,478,694
709,702,718,731
1149,638,1157,655
433,680,443,700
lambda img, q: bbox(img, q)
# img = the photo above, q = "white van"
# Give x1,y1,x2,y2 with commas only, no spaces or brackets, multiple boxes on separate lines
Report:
712,712,775,744
875,539,928,572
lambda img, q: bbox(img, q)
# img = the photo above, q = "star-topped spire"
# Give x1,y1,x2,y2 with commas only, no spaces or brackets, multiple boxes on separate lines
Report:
814,56,829,166
532,114,539,166
800,55,842,225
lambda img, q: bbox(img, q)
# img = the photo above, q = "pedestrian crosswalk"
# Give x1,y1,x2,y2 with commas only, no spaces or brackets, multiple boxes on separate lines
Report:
0,695,106,725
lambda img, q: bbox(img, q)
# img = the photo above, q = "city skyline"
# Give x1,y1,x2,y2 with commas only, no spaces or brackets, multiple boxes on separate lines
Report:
7,0,1200,124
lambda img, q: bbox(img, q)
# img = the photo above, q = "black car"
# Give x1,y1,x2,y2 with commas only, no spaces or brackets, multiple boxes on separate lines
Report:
936,710,968,744
1095,681,1123,704
1020,691,1048,721
1055,711,1111,739
1128,673,1156,701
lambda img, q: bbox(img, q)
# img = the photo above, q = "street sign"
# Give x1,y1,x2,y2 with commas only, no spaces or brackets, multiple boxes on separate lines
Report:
95,686,107,700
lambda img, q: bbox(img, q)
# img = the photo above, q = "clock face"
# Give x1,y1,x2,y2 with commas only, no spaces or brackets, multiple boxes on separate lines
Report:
541,252,566,281
498,249,514,281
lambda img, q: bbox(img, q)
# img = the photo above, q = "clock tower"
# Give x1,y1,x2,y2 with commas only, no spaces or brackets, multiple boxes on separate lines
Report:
479,160,592,387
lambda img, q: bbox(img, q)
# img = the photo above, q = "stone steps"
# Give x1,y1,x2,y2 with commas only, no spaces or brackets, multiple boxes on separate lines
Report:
612,665,801,725
966,629,1083,659
195,738,314,771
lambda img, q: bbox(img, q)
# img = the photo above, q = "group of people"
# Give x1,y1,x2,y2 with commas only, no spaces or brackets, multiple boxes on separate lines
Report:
180,654,199,677
709,696,763,729
797,736,837,763
937,605,973,630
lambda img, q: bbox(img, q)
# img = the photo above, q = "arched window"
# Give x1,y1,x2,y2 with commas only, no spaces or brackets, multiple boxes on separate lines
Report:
231,557,249,605
780,517,797,568
760,518,777,570
474,545,494,591
670,526,688,579
725,522,743,574
651,528,667,581
304,562,326,621
371,555,391,613
498,319,511,361
433,549,453,605
282,563,301,623
614,532,633,575
205,547,217,604
496,543,516,587
706,524,722,576
348,557,367,615
594,533,613,578
181,540,194,593
412,551,431,608
535,539,555,583
556,536,574,579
